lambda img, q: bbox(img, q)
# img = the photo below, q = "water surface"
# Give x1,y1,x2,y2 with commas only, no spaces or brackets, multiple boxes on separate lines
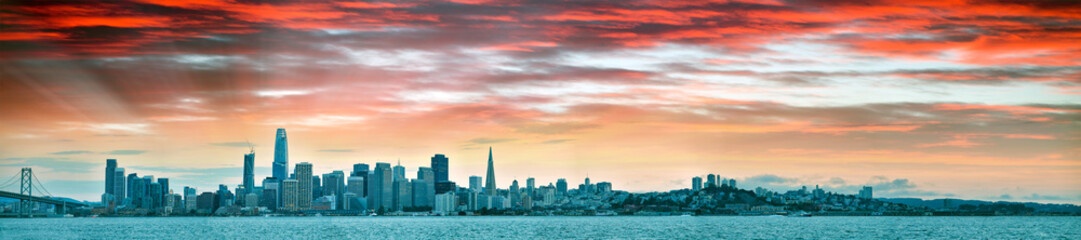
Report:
2,216,1078,239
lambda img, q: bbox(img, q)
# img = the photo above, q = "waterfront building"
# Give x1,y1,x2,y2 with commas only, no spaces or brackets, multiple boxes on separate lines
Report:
105,159,116,197
394,179,412,210
411,179,430,208
126,173,138,205
112,167,125,205
196,192,215,212
295,162,313,210
417,167,435,207
323,171,345,209
347,176,365,198
282,179,298,211
262,177,280,209
370,162,393,211
434,192,457,214
484,147,496,196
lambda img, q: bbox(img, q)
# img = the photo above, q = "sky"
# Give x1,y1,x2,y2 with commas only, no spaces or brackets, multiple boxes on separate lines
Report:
0,0,1078,204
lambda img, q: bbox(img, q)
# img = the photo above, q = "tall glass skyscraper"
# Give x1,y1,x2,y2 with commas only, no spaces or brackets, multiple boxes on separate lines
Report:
105,159,116,196
430,154,448,183
272,128,289,181
243,150,255,191
484,147,496,196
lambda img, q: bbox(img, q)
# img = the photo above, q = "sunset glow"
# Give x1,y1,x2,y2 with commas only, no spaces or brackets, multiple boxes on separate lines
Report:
0,0,1078,204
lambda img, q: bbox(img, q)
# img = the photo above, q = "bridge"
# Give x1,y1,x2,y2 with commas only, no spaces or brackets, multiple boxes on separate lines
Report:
0,168,90,217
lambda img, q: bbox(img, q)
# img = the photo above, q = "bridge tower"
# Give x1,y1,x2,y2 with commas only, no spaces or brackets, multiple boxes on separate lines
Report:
19,167,32,218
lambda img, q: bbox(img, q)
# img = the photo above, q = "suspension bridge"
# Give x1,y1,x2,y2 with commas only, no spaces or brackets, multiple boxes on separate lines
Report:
0,167,89,218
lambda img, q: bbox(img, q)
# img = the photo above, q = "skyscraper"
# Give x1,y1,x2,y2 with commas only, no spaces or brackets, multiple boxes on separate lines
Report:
158,178,170,197
323,171,346,210
113,167,125,204
484,147,496,196
352,163,369,197
262,177,280,210
469,176,483,192
417,167,435,207
126,173,138,205
105,159,116,197
692,176,702,191
393,160,406,182
272,128,289,182
556,178,567,195
526,178,535,194
431,154,449,183
295,162,312,210
374,162,393,210
243,149,255,192
282,179,298,211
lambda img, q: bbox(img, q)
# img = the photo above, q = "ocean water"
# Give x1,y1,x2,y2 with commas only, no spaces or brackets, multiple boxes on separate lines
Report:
1,216,1079,239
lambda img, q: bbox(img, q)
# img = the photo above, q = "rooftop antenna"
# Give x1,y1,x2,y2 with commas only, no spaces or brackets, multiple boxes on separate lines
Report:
246,139,254,154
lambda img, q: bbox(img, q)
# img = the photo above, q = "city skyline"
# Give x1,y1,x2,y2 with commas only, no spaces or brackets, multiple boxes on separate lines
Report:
1,0,1079,205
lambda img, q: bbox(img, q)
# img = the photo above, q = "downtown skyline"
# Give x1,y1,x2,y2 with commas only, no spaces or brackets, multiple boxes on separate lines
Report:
1,0,1079,205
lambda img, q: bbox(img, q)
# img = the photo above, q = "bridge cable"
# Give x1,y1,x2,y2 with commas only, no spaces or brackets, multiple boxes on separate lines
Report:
30,171,53,197
0,176,19,189
0,172,20,189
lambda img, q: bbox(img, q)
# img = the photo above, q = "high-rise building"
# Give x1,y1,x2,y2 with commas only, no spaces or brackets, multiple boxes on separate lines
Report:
323,171,346,209
196,192,215,212
281,179,298,211
126,173,138,206
597,182,612,193
374,163,393,210
149,182,162,210
393,179,411,211
526,178,535,195
859,186,873,200
556,179,567,195
692,176,702,191
416,167,435,208
352,163,369,197
484,147,497,196
272,128,289,182
411,179,430,208
434,192,457,214
393,160,406,182
243,150,255,192
431,154,449,183
295,162,313,210
728,179,736,188
706,174,716,187
510,180,519,193
262,177,280,209
311,175,322,200
158,178,170,196
469,176,483,192
105,159,117,197
347,176,365,198
112,167,125,204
